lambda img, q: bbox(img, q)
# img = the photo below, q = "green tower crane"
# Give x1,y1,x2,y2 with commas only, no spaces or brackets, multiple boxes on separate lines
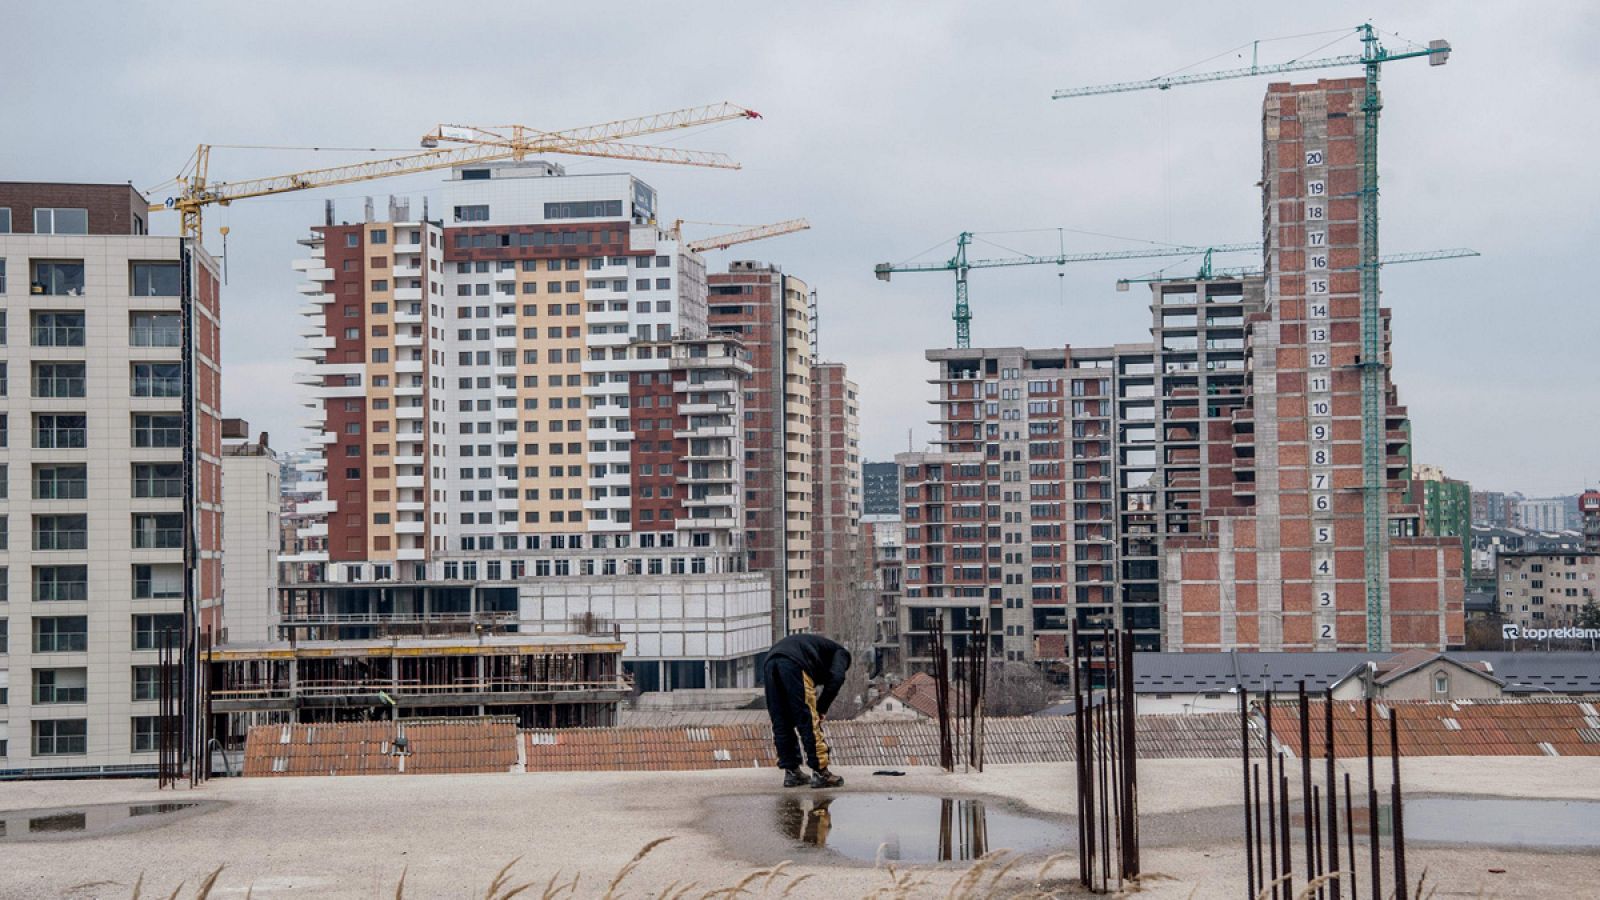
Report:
875,231,1256,348
1054,24,1452,651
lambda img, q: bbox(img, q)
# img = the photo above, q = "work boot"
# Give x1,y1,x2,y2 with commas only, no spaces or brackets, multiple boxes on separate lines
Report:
783,768,808,788
811,768,844,789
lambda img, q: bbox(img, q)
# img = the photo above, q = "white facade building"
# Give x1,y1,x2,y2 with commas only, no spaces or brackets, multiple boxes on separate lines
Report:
0,183,224,774
222,428,280,644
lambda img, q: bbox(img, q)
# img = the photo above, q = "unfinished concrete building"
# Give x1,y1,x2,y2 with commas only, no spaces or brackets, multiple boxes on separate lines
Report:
207,633,629,748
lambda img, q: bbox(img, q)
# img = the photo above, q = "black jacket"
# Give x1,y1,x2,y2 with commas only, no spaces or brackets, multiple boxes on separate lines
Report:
767,634,852,715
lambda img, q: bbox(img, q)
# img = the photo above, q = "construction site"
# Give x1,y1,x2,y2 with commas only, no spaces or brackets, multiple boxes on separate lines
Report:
2,9,1596,898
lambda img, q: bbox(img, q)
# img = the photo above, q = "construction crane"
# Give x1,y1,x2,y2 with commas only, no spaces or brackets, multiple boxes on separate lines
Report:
1115,248,1480,289
875,231,1257,348
678,218,811,253
150,102,761,242
1055,24,1452,651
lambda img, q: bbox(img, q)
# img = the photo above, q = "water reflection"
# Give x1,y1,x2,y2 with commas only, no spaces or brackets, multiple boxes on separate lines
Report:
775,794,1064,863
0,802,205,841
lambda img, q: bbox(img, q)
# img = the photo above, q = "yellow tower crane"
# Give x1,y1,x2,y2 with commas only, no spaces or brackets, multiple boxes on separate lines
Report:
678,218,811,253
149,102,762,243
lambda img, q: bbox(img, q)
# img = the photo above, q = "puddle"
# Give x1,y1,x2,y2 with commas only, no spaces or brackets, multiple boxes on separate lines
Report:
0,800,215,841
1401,798,1600,848
772,794,1070,863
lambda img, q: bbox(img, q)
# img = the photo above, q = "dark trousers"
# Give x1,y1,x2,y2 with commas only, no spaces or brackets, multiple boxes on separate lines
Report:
764,657,830,771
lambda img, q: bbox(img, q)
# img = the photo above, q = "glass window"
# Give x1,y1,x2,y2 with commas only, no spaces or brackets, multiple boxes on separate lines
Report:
32,362,86,398
33,615,88,653
132,414,182,448
33,668,87,704
33,564,89,601
32,311,85,346
130,312,181,347
130,263,181,297
34,208,88,235
131,363,182,398
132,513,183,549
33,515,88,551
34,464,87,500
133,564,183,599
132,463,183,498
132,613,184,651
0,207,10,233
132,665,181,701
33,719,88,756
33,414,87,449
30,261,85,295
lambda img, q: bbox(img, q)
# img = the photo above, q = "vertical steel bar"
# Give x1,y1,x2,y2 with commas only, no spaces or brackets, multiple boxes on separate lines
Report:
1121,629,1139,878
1072,622,1088,887
1344,772,1357,900
1253,762,1265,893
1242,687,1255,900
1298,680,1313,885
1266,691,1279,899
1325,690,1340,900
1312,785,1323,898
1390,710,1407,900
1279,754,1292,900
1366,698,1379,898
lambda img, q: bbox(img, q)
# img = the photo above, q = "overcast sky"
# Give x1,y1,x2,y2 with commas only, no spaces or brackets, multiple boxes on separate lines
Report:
8,1,1596,496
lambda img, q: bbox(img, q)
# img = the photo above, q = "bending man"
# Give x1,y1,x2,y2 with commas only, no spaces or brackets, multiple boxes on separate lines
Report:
763,633,851,788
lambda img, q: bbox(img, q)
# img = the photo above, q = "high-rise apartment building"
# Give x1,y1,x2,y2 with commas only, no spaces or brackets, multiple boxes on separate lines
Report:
808,362,862,636
0,182,223,774
707,262,814,634
287,163,770,687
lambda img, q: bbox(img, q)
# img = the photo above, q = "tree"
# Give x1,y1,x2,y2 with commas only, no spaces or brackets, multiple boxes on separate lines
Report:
983,662,1055,717
820,529,876,720
1579,599,1600,631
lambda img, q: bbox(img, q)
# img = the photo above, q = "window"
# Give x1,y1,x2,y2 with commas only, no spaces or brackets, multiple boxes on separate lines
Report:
32,362,85,398
131,716,170,753
34,208,88,235
33,719,87,756
34,616,88,653
132,665,181,701
128,311,179,346
0,259,6,293
34,515,88,551
133,613,184,651
543,200,623,219
30,261,85,295
133,463,182,498
130,263,181,297
1433,672,1450,695
35,414,87,449
34,464,87,499
133,513,183,549
370,228,388,244
0,207,9,233
34,565,88,601
134,564,183,599
32,311,85,346
454,205,490,222
131,363,182,398
132,414,183,448
34,668,87,704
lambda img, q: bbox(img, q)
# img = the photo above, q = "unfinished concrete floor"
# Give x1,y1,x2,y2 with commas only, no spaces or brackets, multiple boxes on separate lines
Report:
1,758,1595,898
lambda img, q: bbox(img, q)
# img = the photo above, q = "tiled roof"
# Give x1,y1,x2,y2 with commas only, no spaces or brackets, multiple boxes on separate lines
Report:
882,672,944,719
242,719,520,777
1133,651,1600,696
240,715,1258,777
1264,699,1600,758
